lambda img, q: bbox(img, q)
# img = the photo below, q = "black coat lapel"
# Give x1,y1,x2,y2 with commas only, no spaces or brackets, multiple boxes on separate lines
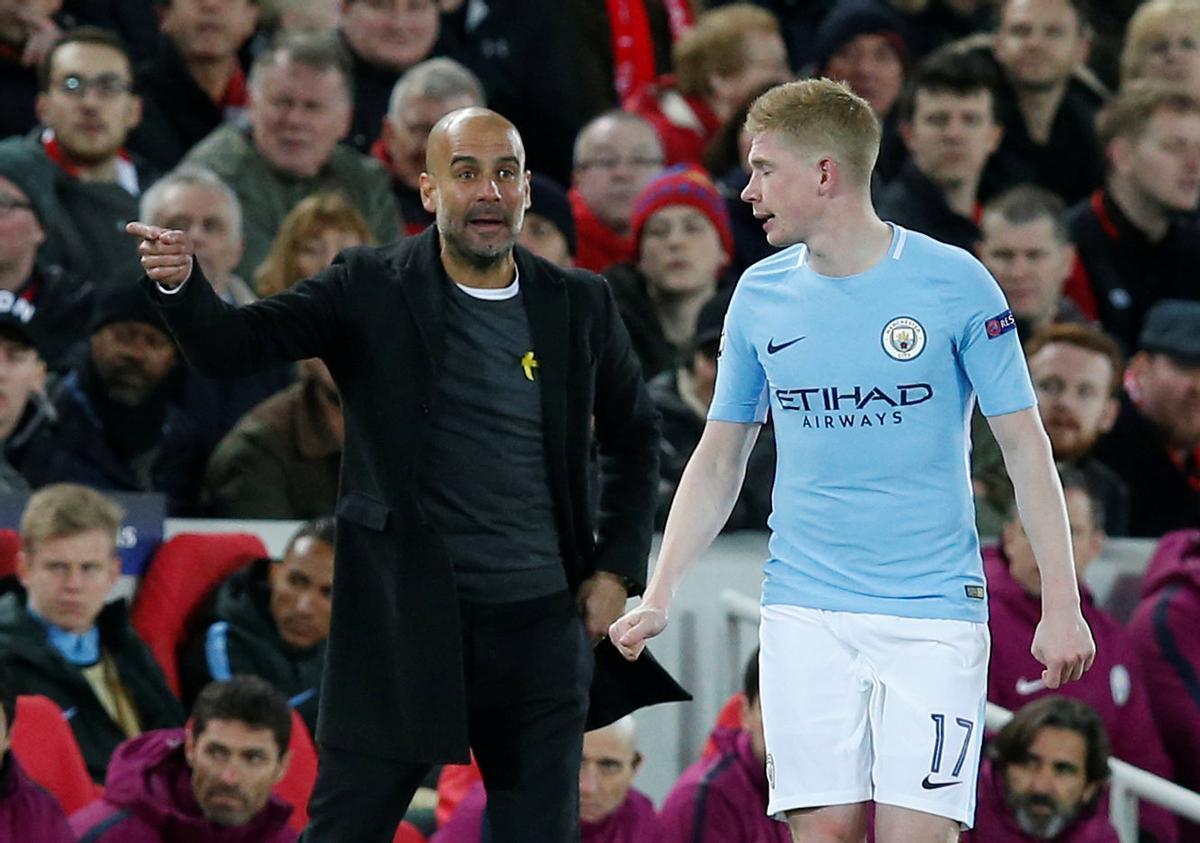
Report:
392,227,448,370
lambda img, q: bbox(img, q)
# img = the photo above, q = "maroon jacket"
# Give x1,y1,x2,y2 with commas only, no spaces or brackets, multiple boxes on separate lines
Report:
1129,529,1200,841
962,759,1119,843
0,751,74,843
984,547,1177,842
69,728,295,843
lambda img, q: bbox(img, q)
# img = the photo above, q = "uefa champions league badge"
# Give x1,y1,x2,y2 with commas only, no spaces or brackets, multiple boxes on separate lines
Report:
881,316,926,361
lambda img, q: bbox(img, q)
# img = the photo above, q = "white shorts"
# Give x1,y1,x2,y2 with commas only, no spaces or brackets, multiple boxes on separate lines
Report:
759,604,989,827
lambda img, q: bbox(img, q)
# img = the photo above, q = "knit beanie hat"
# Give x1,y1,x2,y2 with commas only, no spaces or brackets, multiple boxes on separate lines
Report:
630,166,733,257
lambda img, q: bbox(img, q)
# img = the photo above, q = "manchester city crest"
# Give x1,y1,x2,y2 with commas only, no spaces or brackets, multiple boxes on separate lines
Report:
881,316,926,361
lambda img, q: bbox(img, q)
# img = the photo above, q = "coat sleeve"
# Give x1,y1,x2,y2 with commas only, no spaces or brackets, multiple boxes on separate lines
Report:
589,278,661,592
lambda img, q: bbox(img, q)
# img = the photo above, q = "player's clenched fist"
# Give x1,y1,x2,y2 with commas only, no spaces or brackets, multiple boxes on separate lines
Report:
126,222,194,290
608,604,669,661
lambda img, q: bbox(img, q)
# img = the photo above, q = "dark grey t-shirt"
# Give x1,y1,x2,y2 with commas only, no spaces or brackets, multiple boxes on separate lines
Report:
419,274,567,603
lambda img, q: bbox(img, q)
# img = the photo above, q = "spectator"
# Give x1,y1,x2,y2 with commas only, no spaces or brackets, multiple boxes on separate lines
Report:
1129,529,1200,841
432,716,657,842
517,174,575,268
0,0,60,139
338,0,442,152
128,0,259,171
986,0,1105,205
31,282,208,515
270,0,340,33
374,57,485,236
604,166,733,381
1065,82,1200,351
569,111,664,274
1093,299,1200,536
70,675,297,842
0,294,62,495
878,47,1002,251
203,358,341,519
649,291,775,531
658,649,789,842
181,518,333,734
253,190,375,297
985,467,1176,842
0,660,75,841
811,0,910,182
1120,0,1200,96
978,186,1084,339
963,697,1117,843
0,26,153,282
624,4,791,167
0,485,184,781
0,168,94,373
184,30,399,282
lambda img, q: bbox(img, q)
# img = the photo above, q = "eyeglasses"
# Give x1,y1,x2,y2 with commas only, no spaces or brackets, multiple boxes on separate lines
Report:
53,73,133,100
0,195,33,214
576,156,664,172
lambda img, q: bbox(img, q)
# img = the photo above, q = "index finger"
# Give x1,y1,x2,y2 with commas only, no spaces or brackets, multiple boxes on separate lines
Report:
126,221,165,241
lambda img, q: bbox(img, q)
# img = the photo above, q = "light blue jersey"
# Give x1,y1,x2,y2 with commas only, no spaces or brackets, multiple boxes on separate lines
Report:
710,225,1035,622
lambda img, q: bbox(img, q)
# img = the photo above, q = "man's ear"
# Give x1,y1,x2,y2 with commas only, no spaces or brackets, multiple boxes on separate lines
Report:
419,172,438,214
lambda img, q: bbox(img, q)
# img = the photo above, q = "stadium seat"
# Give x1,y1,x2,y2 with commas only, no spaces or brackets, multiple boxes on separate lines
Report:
10,695,101,815
436,757,481,826
0,528,20,579
130,532,268,696
394,820,426,842
274,709,318,832
701,692,745,759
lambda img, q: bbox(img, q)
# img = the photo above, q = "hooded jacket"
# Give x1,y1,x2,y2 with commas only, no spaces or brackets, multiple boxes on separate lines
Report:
68,728,295,843
1129,529,1200,841
658,727,789,843
0,751,75,843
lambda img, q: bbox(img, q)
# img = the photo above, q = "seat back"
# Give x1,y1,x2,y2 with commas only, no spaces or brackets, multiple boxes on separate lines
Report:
0,528,20,579
394,820,426,842
130,532,267,695
273,709,318,832
10,695,101,815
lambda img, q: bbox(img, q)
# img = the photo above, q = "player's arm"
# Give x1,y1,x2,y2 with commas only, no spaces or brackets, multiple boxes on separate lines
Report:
609,419,760,659
987,407,1096,688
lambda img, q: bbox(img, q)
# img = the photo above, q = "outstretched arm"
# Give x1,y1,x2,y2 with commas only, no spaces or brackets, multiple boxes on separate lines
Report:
988,406,1096,688
608,419,760,659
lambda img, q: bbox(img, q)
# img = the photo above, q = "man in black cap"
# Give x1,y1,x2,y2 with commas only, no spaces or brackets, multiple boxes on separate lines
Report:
27,282,207,515
1093,299,1200,536
0,295,61,495
516,174,576,268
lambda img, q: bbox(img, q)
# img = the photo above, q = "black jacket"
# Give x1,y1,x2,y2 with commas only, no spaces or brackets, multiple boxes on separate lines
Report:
17,263,95,374
179,559,324,734
1093,392,1200,538
877,160,981,252
604,262,681,382
146,227,682,763
0,588,184,782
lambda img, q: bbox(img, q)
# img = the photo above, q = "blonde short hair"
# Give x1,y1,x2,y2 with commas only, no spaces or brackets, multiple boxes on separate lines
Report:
20,484,124,556
674,4,780,98
1096,80,1200,151
745,78,881,187
1121,0,1200,86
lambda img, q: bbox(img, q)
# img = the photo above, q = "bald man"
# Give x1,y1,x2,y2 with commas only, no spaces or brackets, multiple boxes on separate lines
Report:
126,108,674,842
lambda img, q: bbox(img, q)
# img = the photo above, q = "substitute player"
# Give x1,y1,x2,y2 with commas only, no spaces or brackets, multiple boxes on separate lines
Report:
609,79,1095,843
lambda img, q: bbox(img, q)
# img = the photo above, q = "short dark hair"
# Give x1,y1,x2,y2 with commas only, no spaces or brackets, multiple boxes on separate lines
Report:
742,647,760,704
191,676,292,757
990,696,1111,785
284,517,336,557
896,46,999,125
249,30,354,101
0,661,15,735
1059,465,1106,530
981,184,1070,244
1024,322,1126,398
38,26,133,92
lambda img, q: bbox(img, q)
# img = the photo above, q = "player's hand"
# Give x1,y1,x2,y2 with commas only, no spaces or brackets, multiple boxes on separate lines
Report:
20,16,61,67
578,572,628,645
126,222,194,289
608,603,668,661
1031,606,1095,689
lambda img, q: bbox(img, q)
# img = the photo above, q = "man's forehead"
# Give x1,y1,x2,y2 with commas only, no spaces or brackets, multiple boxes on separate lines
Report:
0,175,28,201
583,118,657,150
443,122,523,160
196,719,278,750
51,42,131,78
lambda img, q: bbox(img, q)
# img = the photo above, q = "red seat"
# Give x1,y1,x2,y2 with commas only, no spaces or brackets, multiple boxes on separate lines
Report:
10,695,101,815
701,692,745,760
131,532,267,696
394,820,426,842
0,528,20,579
273,709,318,832
436,756,481,826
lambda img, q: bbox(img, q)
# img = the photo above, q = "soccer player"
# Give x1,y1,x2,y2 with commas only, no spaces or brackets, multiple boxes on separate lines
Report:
610,79,1095,843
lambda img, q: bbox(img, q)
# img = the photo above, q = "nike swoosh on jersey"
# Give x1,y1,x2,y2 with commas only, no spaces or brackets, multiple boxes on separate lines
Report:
767,336,806,354
1015,677,1046,696
921,776,962,790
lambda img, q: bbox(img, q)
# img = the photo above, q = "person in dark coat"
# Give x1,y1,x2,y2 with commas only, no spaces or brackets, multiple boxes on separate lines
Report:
0,660,75,843
180,518,335,734
129,106,685,843
0,484,185,782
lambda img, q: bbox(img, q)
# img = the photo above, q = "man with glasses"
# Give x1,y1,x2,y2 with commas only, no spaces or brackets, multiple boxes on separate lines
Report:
0,483,184,782
0,26,153,284
569,110,665,272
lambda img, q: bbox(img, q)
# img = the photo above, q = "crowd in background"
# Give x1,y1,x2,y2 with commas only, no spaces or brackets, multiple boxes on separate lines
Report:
1,0,1200,840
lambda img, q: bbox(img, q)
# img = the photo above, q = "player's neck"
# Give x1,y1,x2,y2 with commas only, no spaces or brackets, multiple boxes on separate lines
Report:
804,207,893,278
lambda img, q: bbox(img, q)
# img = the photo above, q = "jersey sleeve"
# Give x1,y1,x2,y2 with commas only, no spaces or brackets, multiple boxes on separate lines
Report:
708,286,769,424
954,258,1037,417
